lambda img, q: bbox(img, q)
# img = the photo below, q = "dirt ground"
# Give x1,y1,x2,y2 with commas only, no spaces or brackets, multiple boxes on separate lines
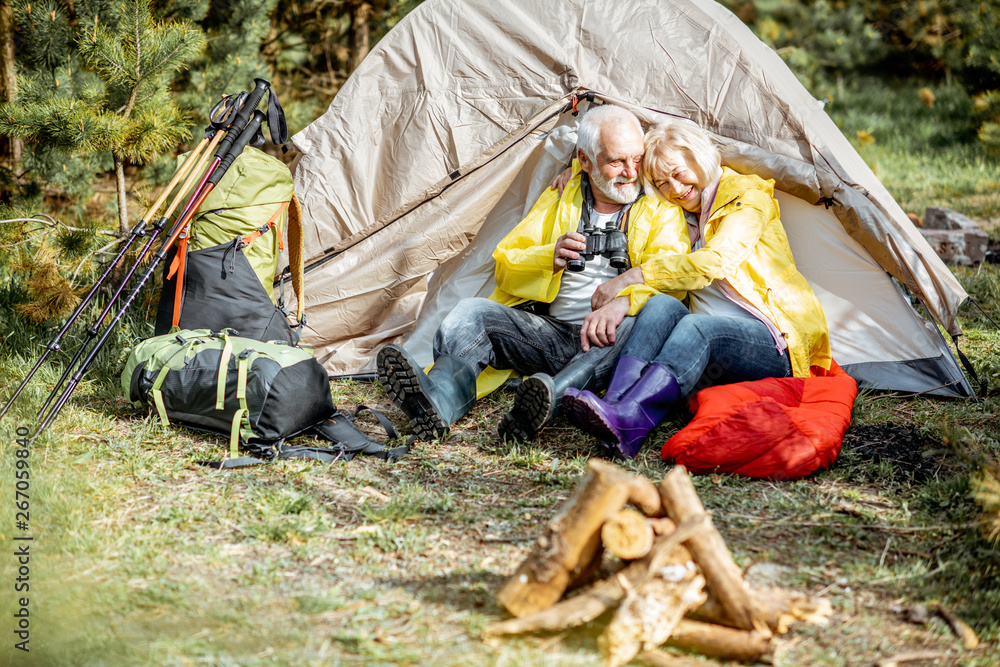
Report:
263,385,998,666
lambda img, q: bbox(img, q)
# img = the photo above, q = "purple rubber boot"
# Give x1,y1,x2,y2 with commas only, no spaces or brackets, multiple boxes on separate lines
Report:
562,354,648,417
564,363,680,459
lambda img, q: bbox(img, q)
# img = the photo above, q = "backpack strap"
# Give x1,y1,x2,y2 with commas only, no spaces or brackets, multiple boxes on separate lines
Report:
216,331,234,410
241,201,289,249
307,406,410,462
197,404,408,469
151,366,173,428
167,234,190,327
286,193,306,325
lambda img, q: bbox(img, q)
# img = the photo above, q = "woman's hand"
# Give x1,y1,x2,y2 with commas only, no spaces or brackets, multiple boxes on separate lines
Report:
580,296,630,351
550,167,573,195
591,266,645,310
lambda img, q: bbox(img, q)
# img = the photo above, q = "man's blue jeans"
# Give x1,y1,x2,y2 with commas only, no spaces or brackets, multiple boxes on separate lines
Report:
621,294,792,396
434,297,635,385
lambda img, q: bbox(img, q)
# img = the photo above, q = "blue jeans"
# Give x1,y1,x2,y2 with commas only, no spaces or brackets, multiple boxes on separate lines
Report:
434,297,634,385
621,294,792,396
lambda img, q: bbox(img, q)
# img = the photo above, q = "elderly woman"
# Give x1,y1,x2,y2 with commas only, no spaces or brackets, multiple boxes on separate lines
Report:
563,119,832,459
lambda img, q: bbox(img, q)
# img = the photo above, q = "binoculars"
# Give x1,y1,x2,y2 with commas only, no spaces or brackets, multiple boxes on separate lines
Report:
566,221,628,272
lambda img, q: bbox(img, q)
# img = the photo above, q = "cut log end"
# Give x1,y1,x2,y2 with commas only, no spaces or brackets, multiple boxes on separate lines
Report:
602,508,655,560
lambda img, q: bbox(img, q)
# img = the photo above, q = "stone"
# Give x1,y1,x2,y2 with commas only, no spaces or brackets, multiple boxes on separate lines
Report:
923,206,982,231
918,207,988,265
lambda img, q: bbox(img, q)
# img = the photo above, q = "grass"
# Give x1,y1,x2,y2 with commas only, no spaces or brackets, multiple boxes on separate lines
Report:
2,77,1000,665
2,304,999,665
826,76,1000,221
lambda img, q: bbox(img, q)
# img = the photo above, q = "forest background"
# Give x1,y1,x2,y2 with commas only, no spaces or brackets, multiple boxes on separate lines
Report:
2,0,1000,317
2,1,1000,665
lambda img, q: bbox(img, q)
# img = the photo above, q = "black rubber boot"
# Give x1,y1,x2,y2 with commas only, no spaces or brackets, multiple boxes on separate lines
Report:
377,344,477,441
497,355,597,443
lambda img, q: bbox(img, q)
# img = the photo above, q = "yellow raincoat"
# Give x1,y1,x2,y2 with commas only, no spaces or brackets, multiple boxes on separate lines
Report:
472,163,689,397
639,167,831,378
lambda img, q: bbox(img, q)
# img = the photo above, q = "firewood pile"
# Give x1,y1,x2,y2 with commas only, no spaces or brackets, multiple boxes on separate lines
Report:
486,461,832,666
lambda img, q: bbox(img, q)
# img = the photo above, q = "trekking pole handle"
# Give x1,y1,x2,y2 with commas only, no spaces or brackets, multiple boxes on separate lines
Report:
213,78,270,159
209,109,266,186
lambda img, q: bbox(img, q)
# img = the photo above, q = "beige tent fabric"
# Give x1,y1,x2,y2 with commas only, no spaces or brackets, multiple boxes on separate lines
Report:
290,0,968,386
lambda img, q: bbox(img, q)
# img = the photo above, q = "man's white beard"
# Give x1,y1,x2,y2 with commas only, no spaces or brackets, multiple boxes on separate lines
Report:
590,170,640,205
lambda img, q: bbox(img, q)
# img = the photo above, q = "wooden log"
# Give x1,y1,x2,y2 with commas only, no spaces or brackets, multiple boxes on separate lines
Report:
663,619,772,663
497,459,643,617
627,475,666,517
689,585,832,633
658,466,763,632
638,648,728,667
649,517,677,536
486,515,708,637
602,509,655,560
599,563,707,667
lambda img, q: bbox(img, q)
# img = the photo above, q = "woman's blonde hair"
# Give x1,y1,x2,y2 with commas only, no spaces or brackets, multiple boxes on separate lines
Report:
641,120,721,197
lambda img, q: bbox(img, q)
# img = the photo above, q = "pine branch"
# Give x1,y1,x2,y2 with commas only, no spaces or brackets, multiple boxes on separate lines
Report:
0,215,117,251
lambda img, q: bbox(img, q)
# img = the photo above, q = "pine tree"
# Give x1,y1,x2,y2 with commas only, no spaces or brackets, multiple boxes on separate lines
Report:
0,0,206,324
167,0,279,140
0,0,205,232
77,0,205,231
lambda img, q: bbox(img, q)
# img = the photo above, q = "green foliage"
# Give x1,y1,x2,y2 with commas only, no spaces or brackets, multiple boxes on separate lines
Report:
170,0,278,140
11,0,76,73
74,0,206,163
722,0,1000,151
0,0,206,218
0,0,206,321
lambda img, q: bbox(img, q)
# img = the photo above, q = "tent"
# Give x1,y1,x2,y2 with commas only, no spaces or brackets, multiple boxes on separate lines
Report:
287,0,973,398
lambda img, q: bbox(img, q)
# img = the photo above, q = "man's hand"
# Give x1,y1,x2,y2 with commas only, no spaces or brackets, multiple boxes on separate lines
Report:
580,296,630,351
554,231,587,272
591,266,645,310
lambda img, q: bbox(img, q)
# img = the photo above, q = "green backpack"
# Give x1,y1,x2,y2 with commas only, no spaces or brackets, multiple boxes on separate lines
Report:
155,146,306,343
123,329,408,467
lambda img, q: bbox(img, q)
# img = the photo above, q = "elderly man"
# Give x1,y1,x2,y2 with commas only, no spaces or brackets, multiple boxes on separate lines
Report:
377,105,688,442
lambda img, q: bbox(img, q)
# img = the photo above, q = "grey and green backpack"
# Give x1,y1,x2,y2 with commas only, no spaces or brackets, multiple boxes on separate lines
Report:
123,329,407,467
154,146,306,343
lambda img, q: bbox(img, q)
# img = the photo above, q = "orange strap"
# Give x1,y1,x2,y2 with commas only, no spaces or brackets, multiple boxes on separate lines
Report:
171,236,189,327
241,201,289,249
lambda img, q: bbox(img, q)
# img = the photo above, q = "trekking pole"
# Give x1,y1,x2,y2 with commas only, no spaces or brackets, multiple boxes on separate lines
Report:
32,107,269,440
0,94,242,423
29,94,248,422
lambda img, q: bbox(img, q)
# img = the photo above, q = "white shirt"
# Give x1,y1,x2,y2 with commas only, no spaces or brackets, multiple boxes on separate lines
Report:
549,210,620,324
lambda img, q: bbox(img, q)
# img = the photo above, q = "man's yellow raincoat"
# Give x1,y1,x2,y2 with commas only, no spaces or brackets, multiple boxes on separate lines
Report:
471,163,689,398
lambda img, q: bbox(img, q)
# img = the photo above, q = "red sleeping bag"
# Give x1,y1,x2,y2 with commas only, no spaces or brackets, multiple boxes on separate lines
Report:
661,361,858,480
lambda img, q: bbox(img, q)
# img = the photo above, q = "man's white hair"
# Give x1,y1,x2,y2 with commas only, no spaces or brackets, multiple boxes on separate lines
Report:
577,105,643,163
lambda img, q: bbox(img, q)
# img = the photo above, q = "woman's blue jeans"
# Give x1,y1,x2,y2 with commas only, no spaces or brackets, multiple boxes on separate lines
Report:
621,294,792,396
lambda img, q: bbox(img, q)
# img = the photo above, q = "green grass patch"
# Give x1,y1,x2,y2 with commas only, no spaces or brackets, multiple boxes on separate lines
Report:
828,76,1000,220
